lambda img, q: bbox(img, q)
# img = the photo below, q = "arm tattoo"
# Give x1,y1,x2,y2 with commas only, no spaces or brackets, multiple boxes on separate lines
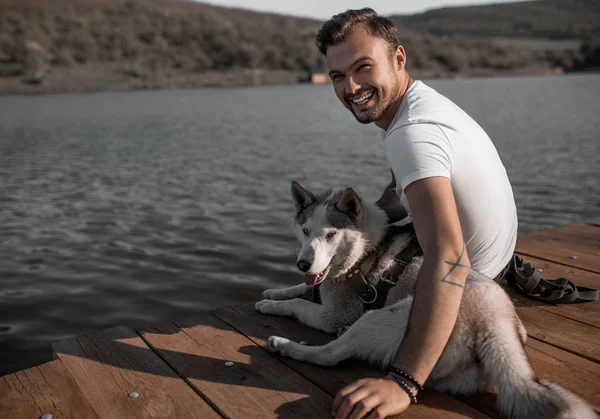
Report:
441,244,468,288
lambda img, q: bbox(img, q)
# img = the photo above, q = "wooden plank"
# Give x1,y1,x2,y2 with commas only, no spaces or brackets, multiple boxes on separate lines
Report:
214,303,492,419
0,359,99,418
532,223,600,255
516,223,600,273
138,313,333,418
500,256,600,328
54,325,220,419
525,338,600,411
215,303,376,396
514,304,600,362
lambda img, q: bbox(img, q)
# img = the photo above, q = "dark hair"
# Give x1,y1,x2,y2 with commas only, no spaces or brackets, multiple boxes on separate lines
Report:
315,8,401,56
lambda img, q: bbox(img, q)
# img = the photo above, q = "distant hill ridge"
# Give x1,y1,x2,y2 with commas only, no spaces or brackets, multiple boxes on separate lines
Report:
0,0,598,94
390,0,600,39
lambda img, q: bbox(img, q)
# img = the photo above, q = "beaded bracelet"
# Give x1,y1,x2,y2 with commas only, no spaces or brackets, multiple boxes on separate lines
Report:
387,366,424,392
387,374,418,404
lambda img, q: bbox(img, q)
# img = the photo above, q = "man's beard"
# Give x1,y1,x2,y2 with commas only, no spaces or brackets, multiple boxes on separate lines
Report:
345,82,401,124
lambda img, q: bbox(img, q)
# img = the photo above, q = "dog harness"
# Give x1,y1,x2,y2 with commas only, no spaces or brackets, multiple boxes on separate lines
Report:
344,223,423,310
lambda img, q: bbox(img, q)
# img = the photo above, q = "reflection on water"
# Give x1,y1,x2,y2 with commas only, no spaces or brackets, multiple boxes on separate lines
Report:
0,73,599,374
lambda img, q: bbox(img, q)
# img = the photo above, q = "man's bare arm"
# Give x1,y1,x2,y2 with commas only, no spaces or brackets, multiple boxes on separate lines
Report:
390,175,470,387
375,171,408,223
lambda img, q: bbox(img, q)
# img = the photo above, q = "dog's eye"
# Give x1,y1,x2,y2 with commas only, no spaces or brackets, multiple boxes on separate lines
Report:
302,228,309,236
325,231,337,239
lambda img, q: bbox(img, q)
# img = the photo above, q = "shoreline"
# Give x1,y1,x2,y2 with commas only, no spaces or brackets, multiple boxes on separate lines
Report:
0,64,590,97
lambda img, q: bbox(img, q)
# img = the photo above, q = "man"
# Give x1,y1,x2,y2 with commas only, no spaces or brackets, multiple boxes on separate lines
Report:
315,8,518,419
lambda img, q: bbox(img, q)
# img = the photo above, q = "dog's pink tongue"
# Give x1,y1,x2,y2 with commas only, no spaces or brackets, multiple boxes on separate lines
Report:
305,274,319,286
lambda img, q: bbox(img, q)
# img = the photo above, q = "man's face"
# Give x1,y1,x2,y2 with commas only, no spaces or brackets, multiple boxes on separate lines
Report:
326,27,404,126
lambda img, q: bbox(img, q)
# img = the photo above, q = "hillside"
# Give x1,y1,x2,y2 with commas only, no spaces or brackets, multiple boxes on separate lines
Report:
0,0,598,94
390,0,600,39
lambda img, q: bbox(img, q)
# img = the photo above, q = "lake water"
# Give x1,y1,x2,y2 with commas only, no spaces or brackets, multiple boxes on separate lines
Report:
0,73,599,375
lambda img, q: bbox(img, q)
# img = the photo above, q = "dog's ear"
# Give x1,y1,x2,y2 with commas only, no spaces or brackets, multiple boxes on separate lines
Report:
291,181,315,213
336,188,363,224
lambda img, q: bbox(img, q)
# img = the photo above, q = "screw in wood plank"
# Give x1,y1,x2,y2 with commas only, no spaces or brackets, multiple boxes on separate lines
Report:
569,255,578,259
225,361,234,367
40,414,53,419
128,392,139,398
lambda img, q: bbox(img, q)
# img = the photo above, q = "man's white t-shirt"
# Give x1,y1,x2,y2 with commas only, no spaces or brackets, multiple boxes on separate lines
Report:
382,80,518,278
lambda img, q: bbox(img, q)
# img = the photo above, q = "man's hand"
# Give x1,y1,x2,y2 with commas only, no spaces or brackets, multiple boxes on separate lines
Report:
332,377,411,419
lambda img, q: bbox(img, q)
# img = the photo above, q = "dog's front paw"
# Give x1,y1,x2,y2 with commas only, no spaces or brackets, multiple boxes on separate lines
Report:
267,336,290,353
267,336,309,361
255,299,285,316
262,288,284,300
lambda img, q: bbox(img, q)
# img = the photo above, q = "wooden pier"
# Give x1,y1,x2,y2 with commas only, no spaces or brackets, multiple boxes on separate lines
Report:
2,220,599,418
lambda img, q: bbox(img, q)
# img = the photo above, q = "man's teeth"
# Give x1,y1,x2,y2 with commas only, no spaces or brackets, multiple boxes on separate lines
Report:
351,91,374,105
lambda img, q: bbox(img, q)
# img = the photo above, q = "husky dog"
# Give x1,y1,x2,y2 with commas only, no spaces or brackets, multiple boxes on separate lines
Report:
255,181,596,419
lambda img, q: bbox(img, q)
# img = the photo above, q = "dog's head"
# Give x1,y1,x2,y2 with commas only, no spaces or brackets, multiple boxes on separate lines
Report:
290,181,372,286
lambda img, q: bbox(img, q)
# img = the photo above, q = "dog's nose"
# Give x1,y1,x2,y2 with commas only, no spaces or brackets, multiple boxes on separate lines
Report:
297,260,311,272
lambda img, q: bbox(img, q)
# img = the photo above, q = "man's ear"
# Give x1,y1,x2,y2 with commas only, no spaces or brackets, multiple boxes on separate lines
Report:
336,187,363,225
394,45,407,71
291,181,315,214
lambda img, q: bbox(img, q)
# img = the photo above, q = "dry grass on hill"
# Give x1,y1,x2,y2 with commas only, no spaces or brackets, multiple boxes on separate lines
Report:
0,0,596,94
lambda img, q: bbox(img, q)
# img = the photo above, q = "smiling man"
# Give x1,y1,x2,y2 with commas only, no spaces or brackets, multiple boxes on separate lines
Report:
315,8,518,419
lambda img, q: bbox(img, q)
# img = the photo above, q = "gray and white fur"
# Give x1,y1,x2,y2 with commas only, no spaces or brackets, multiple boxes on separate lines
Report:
255,181,597,419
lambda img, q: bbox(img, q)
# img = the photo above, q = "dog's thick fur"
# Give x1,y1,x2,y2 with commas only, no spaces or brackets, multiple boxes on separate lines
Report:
255,181,597,419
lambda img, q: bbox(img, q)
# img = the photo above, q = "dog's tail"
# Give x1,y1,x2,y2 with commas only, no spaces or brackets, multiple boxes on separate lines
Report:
497,378,597,419
480,320,596,419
